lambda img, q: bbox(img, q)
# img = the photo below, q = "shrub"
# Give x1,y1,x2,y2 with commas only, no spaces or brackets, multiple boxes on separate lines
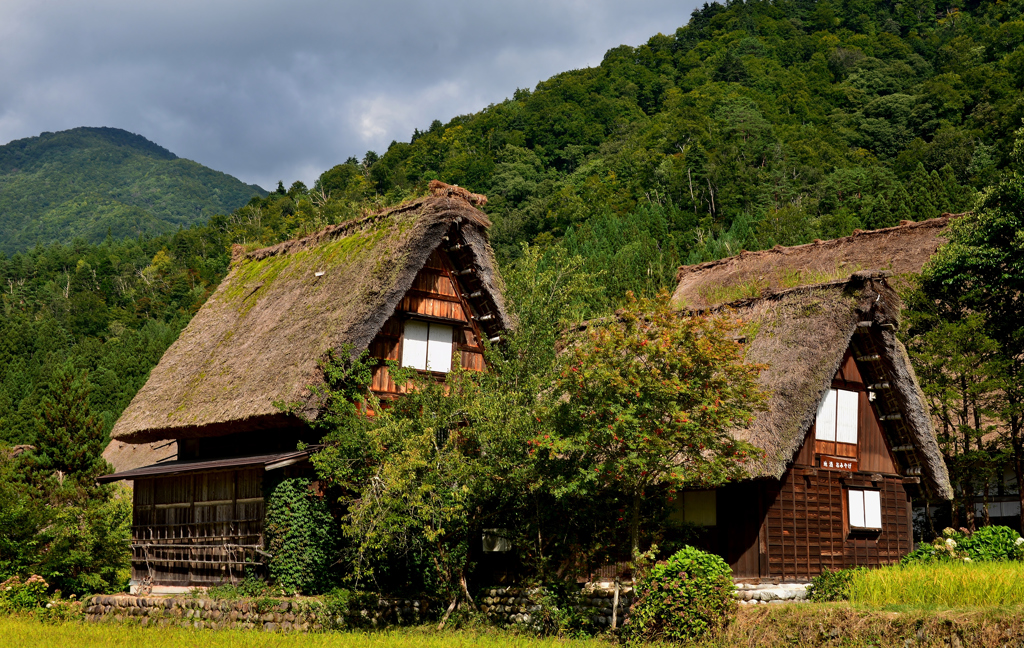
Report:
320,588,381,630
902,526,1024,565
809,568,864,602
523,583,597,638
38,598,84,624
0,575,49,612
958,525,1024,562
624,546,736,643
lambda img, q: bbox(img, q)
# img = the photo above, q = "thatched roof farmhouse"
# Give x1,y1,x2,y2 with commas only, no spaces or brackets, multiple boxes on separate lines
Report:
667,218,953,581
101,182,509,590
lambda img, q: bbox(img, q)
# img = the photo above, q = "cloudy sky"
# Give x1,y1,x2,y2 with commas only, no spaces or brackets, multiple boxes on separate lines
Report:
0,1,698,190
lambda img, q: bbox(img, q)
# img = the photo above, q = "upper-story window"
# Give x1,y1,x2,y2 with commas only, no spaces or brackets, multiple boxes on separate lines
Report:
401,321,454,373
816,388,859,445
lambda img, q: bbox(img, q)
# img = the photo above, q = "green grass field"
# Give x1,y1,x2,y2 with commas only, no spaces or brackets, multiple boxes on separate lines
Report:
0,616,614,648
848,562,1024,608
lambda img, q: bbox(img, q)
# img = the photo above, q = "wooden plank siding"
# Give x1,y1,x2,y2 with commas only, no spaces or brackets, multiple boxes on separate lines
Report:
710,343,913,580
369,248,488,396
131,468,264,587
757,469,910,579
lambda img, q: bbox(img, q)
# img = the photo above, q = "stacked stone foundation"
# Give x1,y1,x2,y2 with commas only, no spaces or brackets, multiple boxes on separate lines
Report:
84,595,430,631
480,584,635,629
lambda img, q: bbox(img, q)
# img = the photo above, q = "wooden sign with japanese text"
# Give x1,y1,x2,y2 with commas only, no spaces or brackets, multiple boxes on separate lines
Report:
820,455,858,472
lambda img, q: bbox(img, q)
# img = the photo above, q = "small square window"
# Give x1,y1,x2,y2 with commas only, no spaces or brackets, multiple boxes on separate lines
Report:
401,321,453,373
848,489,882,529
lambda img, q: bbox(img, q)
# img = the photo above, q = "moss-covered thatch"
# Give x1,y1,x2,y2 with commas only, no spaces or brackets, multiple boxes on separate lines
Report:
703,272,952,499
111,183,508,443
673,216,953,309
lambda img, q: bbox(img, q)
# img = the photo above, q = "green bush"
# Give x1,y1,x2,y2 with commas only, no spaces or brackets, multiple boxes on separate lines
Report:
319,589,388,630
206,573,274,600
809,568,864,602
37,598,84,624
902,526,1024,565
521,583,597,638
958,526,1024,562
624,546,736,643
0,575,49,612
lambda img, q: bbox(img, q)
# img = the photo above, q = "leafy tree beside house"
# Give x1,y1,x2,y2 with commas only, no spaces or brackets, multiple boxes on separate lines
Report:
544,292,767,555
921,125,1024,533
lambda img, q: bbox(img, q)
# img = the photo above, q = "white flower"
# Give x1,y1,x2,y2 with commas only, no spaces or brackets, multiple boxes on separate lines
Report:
964,557,972,563
1015,537,1023,546
945,538,957,548
45,603,52,608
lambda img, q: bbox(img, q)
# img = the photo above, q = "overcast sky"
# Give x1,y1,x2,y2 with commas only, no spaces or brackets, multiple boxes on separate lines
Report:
0,1,698,190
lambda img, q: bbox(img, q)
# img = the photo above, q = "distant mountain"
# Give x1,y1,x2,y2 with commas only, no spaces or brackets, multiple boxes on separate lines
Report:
0,127,265,254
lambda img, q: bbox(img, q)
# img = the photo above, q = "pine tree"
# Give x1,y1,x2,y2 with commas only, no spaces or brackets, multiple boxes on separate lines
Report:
907,163,939,221
29,365,109,491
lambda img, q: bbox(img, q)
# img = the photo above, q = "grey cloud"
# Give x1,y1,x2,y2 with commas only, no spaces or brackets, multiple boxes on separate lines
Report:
0,0,697,190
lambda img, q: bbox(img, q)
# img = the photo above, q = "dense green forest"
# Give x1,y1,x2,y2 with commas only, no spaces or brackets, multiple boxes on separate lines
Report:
0,127,264,254
2,0,1024,450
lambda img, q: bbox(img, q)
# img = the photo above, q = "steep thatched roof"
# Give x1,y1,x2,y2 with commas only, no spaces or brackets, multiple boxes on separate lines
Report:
703,272,951,499
673,216,952,310
112,183,509,444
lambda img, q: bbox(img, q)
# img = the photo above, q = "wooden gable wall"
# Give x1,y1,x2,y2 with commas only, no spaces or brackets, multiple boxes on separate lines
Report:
367,247,488,396
707,344,913,580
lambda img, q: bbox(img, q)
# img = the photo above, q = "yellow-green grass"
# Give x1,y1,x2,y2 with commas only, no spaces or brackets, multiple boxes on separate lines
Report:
849,562,1024,609
0,616,614,648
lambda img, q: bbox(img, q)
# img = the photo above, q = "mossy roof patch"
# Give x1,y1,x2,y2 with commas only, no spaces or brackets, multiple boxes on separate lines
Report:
672,216,954,310
111,187,509,444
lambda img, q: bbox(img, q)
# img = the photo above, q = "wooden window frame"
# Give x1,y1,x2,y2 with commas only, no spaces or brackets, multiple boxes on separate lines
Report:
847,488,883,532
399,318,455,374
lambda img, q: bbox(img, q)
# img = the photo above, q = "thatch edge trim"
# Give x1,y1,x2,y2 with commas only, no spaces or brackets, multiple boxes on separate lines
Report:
877,329,953,499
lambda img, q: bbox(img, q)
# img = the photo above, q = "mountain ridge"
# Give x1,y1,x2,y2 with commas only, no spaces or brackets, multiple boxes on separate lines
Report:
0,127,265,255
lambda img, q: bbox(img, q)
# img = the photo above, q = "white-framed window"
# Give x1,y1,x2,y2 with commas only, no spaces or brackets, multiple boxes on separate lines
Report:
401,320,454,373
848,489,882,529
816,388,859,444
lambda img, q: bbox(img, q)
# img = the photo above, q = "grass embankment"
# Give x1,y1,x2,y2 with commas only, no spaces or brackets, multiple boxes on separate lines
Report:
0,616,612,648
7,606,1024,648
717,604,1024,648
849,562,1024,608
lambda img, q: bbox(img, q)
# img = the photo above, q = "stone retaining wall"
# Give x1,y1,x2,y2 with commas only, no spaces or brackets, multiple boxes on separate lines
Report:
84,581,809,632
734,582,811,605
480,585,635,628
84,595,430,631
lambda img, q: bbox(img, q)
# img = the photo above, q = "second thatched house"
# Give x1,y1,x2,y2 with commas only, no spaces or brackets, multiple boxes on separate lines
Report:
99,182,510,591
667,218,954,581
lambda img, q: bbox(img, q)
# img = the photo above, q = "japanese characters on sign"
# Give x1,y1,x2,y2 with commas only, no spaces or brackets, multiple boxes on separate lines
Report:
820,455,858,472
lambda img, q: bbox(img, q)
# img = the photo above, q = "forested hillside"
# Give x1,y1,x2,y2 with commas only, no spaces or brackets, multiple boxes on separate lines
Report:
3,0,1024,449
0,127,264,254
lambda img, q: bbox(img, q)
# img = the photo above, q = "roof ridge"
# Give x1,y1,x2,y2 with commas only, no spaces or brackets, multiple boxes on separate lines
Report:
231,184,492,266
676,214,960,282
